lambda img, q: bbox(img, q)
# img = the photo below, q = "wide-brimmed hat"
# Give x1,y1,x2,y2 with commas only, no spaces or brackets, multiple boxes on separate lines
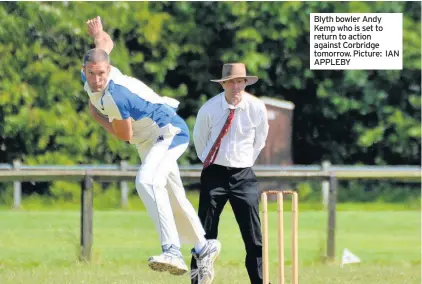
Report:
210,63,258,86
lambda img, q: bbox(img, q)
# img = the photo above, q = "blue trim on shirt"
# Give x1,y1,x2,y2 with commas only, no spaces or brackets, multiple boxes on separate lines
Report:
169,115,190,149
81,71,86,84
108,80,177,126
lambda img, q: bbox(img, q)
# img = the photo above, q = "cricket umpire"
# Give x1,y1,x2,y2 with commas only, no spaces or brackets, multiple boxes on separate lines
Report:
190,63,269,284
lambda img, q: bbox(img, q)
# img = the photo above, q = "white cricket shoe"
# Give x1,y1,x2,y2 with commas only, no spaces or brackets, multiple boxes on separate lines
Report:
190,239,222,284
148,252,188,275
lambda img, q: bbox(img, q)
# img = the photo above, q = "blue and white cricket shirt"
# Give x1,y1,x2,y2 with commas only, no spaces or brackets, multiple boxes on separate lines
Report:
81,66,189,148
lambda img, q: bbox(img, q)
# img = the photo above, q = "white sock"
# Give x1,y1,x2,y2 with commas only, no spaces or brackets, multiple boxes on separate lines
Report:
194,238,208,254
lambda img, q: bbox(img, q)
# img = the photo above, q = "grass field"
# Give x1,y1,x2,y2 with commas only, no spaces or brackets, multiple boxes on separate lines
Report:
0,204,420,284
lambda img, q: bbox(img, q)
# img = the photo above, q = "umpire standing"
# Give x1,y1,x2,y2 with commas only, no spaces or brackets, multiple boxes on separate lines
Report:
190,63,269,284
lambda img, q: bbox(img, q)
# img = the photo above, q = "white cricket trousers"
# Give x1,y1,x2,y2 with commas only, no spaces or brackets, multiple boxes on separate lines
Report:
134,128,205,249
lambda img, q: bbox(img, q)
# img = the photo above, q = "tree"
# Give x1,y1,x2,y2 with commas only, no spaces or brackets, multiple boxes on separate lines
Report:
0,1,420,199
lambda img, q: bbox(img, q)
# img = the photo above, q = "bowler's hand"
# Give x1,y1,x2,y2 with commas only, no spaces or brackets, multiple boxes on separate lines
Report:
86,16,103,38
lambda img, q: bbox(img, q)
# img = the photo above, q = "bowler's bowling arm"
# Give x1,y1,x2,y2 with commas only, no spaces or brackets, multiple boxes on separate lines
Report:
86,16,114,55
93,31,114,55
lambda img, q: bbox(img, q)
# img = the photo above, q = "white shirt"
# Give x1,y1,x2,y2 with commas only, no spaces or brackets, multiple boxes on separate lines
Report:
82,66,182,145
193,92,269,168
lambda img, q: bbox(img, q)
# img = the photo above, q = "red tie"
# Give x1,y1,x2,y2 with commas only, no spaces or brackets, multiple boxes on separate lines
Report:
203,109,236,169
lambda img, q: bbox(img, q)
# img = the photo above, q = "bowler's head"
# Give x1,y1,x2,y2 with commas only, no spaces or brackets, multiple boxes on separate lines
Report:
83,48,111,92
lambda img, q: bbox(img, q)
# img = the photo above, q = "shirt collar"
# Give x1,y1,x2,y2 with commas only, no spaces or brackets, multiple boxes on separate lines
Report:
221,92,246,110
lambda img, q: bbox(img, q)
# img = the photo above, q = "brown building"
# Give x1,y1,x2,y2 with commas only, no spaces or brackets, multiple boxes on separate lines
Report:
256,97,295,166
256,97,295,193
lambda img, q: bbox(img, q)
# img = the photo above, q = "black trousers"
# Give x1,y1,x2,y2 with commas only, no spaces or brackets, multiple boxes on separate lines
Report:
190,164,263,284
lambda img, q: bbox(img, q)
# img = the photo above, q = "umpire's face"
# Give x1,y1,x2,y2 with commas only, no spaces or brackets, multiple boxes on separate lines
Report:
221,78,247,103
84,61,111,92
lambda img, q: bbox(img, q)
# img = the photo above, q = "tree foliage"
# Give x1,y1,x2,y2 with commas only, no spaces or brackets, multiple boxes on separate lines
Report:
0,1,420,174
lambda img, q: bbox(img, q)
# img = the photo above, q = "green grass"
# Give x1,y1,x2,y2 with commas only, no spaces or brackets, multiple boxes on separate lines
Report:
1,190,420,211
0,203,420,284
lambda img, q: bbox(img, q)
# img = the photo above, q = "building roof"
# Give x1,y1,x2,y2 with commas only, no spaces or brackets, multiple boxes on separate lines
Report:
260,96,295,110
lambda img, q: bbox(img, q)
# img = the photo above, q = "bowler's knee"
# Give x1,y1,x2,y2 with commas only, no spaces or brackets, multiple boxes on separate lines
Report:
136,166,166,190
136,169,153,186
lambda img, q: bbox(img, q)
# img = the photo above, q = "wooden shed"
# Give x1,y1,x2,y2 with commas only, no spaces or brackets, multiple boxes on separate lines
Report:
255,97,295,194
256,97,295,166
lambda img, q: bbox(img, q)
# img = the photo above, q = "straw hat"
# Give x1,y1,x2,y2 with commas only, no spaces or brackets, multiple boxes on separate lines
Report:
210,63,258,86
